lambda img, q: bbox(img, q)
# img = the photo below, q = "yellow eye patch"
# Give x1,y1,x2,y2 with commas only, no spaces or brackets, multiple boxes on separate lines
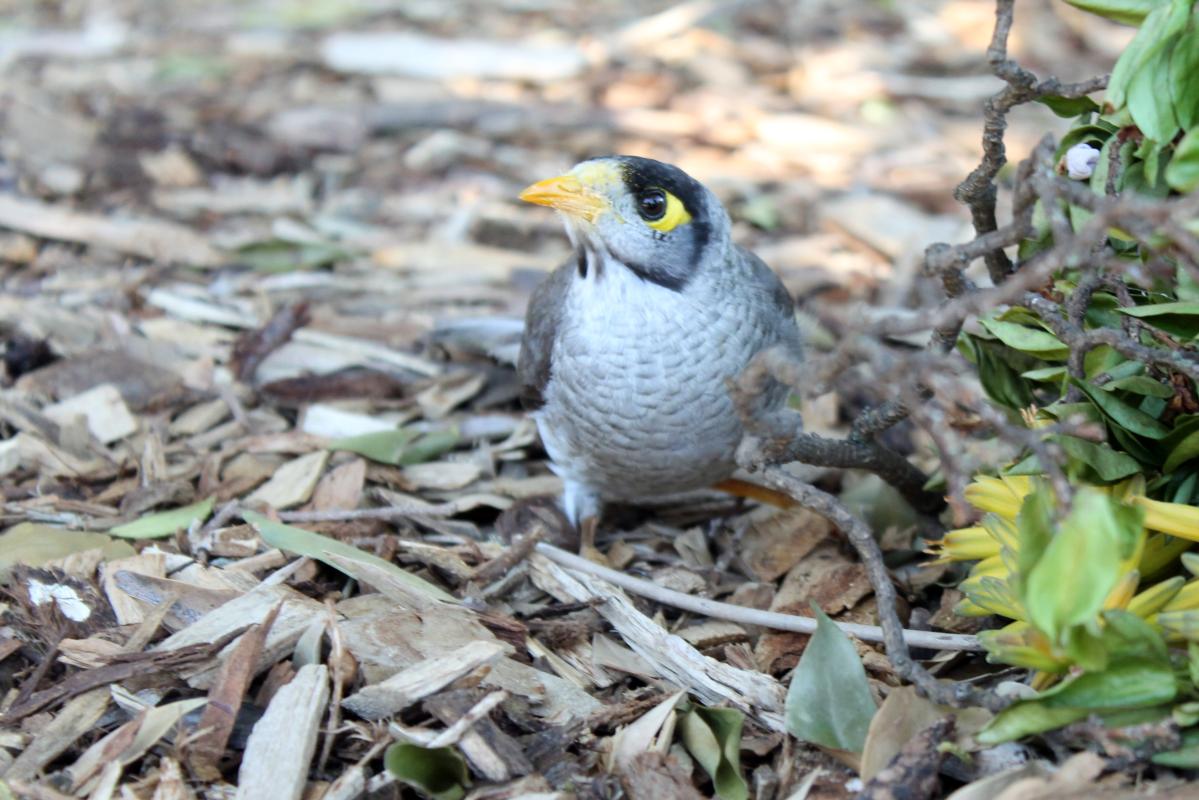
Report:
645,191,692,233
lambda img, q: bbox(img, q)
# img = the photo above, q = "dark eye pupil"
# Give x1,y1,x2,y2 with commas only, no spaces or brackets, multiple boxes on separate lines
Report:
638,191,666,220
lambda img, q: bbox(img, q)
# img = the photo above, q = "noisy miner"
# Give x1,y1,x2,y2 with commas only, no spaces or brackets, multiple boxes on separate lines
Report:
517,155,803,527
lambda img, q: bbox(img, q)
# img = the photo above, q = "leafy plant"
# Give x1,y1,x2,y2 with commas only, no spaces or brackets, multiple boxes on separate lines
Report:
939,0,1199,747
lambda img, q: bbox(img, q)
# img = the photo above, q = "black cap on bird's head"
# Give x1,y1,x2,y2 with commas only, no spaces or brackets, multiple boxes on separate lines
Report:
519,155,729,290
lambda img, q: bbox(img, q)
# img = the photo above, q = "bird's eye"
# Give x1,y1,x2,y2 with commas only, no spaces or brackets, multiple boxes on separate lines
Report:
637,188,692,232
636,190,667,221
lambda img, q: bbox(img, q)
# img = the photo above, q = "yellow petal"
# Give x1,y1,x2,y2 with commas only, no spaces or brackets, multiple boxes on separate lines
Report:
927,526,1001,562
967,554,1011,580
979,623,1069,673
1158,609,1199,641
1132,496,1199,541
1138,534,1193,578
1104,570,1140,611
981,513,1020,553
1127,576,1185,617
1162,579,1199,612
964,475,1031,518
1030,671,1060,691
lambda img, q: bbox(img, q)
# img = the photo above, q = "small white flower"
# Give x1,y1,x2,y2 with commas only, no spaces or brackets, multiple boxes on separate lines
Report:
1065,142,1101,180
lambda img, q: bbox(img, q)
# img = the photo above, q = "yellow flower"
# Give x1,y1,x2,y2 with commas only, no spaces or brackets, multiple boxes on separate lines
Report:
1161,579,1199,613
941,473,1199,662
1126,575,1184,617
926,526,999,563
963,475,1033,518
1139,534,1193,578
1132,496,1199,542
1158,610,1199,641
979,622,1071,673
1103,570,1140,611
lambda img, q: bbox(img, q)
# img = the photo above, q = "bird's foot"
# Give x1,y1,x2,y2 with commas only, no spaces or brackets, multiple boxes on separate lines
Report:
495,496,576,549
578,515,608,565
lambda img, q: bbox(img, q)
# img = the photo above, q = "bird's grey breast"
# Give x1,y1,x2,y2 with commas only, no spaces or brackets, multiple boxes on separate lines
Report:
537,256,783,499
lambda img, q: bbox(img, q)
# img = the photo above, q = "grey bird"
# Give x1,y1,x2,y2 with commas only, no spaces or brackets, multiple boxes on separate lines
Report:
517,155,803,526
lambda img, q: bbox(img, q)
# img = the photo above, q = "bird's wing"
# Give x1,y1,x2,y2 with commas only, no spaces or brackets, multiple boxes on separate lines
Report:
736,245,803,358
517,262,573,410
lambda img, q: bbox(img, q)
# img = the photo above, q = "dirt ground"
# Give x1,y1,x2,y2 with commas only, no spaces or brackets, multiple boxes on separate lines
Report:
0,1,1149,798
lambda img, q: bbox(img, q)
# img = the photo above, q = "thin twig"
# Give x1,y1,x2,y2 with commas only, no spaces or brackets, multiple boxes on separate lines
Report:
534,544,983,653
737,461,1005,711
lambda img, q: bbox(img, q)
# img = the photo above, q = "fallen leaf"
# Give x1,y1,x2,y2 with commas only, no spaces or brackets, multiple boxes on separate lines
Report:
785,605,876,753
0,523,135,582
109,497,215,539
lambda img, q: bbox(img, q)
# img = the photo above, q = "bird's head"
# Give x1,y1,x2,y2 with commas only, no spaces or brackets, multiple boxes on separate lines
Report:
519,156,730,290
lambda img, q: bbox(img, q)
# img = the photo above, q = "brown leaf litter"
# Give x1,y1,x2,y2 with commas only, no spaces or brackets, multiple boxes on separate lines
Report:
0,0,1150,798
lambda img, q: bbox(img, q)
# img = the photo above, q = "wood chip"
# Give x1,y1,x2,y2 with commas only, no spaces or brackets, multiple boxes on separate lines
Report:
341,640,507,720
529,554,786,731
188,604,281,780
235,663,329,800
0,194,223,266
3,688,111,780
154,583,325,689
101,553,167,625
42,384,138,444
245,450,329,510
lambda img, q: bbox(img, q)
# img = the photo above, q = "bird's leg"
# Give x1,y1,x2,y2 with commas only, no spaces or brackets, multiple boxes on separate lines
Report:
559,479,609,562
578,514,609,564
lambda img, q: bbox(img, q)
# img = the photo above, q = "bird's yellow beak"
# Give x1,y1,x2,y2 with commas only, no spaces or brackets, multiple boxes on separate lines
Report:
519,174,609,223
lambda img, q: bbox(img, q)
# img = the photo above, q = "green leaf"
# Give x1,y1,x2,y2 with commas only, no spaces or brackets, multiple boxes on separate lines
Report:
1021,366,1068,382
1166,127,1199,193
1065,0,1166,25
235,239,352,273
109,497,215,539
329,428,459,466
679,707,748,800
1023,490,1141,642
1146,141,1164,189
978,318,1069,358
980,613,1175,744
1107,0,1189,111
979,659,1176,743
1169,20,1199,129
1073,379,1171,439
1057,435,1143,480
1100,375,1174,398
384,744,470,800
243,511,457,602
0,523,136,583
1164,425,1199,472
1117,301,1199,338
966,336,1035,410
1038,94,1102,117
1127,42,1180,143
784,605,876,752
1109,423,1163,464
1015,486,1055,581
1153,728,1199,768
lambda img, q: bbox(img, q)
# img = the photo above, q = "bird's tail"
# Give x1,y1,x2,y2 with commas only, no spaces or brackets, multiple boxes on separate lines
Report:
712,477,797,509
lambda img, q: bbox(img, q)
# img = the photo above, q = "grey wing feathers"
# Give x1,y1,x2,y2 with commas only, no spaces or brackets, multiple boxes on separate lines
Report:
737,245,803,358
517,262,573,410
